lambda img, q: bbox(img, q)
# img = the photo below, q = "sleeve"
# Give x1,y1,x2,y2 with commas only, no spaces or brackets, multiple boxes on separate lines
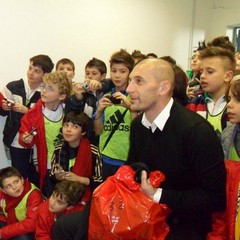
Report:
0,85,11,116
18,111,35,148
0,92,4,108
35,202,53,240
65,95,85,114
0,191,7,223
160,121,227,215
101,78,114,93
0,189,43,239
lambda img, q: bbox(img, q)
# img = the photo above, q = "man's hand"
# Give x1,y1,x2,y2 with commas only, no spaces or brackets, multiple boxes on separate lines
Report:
141,170,157,199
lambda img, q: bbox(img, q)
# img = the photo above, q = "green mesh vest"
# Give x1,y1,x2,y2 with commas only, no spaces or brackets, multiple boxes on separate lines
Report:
2,183,38,221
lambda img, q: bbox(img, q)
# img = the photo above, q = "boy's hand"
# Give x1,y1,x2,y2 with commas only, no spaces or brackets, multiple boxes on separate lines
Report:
54,163,65,180
97,94,113,112
2,99,13,111
112,92,131,108
22,132,34,144
72,82,86,100
88,79,102,92
12,103,28,114
61,171,80,182
186,86,199,99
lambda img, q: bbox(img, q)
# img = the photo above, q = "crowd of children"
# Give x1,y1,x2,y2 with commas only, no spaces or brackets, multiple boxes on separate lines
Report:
0,39,239,239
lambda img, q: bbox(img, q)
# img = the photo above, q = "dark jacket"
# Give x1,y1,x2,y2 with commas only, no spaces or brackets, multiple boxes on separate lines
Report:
127,101,226,239
0,79,40,147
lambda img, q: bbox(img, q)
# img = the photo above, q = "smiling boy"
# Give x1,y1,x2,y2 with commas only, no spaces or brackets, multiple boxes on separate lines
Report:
0,167,43,240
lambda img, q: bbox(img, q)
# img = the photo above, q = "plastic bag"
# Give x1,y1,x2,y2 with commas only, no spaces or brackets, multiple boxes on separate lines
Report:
88,165,171,240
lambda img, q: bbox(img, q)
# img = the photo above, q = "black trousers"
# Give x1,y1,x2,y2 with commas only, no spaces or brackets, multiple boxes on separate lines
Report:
52,200,91,240
10,146,39,187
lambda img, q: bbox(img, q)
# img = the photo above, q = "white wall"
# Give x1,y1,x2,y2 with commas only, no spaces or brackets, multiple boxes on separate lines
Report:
0,0,239,168
0,0,195,168
211,0,240,39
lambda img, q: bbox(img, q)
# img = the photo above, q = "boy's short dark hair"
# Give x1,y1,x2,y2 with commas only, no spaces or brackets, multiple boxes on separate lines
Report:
146,53,158,58
56,58,75,72
110,49,135,72
53,180,85,206
30,55,54,73
85,58,107,75
0,167,22,188
160,56,177,67
207,36,235,53
131,50,146,60
199,46,236,72
63,111,90,133
43,71,72,97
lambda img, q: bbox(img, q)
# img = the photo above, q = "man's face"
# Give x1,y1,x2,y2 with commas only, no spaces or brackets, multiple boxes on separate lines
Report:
127,62,161,113
1,176,24,198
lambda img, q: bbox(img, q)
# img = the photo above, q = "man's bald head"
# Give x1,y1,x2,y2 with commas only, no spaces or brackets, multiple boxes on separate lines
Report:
136,58,175,84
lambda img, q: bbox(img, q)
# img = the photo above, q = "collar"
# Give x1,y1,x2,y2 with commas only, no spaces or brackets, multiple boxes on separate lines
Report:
142,98,173,132
205,93,226,104
42,103,64,121
24,78,41,99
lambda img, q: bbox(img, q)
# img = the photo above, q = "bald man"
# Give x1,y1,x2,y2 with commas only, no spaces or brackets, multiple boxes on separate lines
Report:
126,59,226,240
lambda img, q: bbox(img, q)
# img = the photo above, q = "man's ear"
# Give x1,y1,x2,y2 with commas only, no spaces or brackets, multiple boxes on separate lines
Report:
158,80,171,95
224,71,234,83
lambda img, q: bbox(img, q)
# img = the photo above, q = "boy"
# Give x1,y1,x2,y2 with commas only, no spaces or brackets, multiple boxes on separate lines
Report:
18,72,71,197
220,78,240,240
85,57,107,82
35,180,85,240
0,167,43,240
65,57,110,117
51,111,94,200
221,79,240,160
0,55,54,186
94,49,136,180
56,58,75,82
188,46,235,138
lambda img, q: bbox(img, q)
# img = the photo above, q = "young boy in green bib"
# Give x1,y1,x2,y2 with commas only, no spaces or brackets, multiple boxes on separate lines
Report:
19,72,71,197
0,167,43,240
94,49,137,180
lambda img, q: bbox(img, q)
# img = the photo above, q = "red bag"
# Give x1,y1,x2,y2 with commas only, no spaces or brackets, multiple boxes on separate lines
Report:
88,165,171,240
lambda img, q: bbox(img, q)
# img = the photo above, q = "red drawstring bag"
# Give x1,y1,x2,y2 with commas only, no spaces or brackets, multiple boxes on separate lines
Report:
88,165,171,240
